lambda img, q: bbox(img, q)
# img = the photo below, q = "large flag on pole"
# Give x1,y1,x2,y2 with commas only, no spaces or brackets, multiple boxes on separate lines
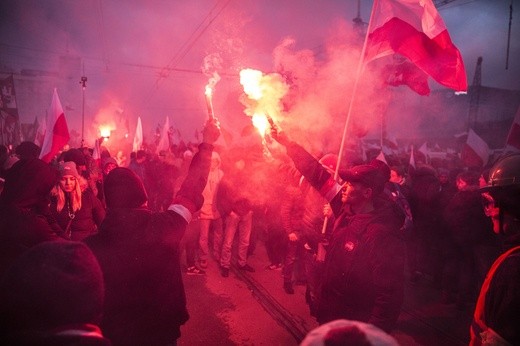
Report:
133,117,143,152
156,116,170,154
504,106,520,152
365,0,467,92
39,89,70,163
461,129,490,167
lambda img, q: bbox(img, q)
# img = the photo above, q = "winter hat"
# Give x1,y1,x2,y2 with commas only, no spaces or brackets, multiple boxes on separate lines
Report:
58,161,80,179
300,319,398,346
104,167,148,209
15,141,41,160
102,157,118,169
62,148,86,167
0,157,57,209
369,158,391,182
343,164,387,195
0,241,104,331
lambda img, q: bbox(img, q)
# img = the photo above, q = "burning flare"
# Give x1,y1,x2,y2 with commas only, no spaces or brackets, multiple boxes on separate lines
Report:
239,68,288,139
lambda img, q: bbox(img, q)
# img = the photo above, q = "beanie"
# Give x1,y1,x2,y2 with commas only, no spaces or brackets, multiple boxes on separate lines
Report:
104,167,148,209
0,241,104,331
0,157,57,209
58,161,80,179
62,148,86,167
15,141,41,160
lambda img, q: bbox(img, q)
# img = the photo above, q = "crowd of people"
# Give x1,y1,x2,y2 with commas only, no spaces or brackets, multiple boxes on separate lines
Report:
0,119,518,345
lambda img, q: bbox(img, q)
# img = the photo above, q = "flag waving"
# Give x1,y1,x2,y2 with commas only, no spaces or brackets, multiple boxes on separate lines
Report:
156,116,170,153
39,89,70,163
133,117,143,152
462,129,490,167
365,0,467,92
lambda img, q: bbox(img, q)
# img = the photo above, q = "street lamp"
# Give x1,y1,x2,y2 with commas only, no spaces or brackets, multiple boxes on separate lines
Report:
80,75,87,147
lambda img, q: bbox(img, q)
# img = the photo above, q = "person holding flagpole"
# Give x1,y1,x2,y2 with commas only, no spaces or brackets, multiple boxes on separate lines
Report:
271,126,405,333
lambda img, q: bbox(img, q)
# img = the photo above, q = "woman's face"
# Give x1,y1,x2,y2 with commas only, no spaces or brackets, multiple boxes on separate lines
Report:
59,175,77,193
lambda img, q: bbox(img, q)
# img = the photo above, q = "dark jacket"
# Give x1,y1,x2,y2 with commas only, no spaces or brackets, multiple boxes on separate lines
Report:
0,158,62,274
284,141,405,332
85,142,213,345
51,188,106,241
444,188,495,246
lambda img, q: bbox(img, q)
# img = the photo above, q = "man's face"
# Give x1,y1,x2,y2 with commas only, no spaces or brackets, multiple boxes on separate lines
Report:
341,181,369,204
482,192,501,234
439,174,449,185
456,178,467,191
390,170,401,184
103,163,117,176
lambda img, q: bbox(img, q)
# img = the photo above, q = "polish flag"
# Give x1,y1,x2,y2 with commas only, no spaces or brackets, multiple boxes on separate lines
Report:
39,89,70,163
133,117,143,152
462,129,489,167
365,0,467,92
505,106,520,152
156,116,170,153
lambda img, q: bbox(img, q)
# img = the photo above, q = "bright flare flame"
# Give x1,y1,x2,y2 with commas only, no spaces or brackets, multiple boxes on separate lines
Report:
252,113,269,138
100,126,111,139
205,85,213,97
240,69,263,100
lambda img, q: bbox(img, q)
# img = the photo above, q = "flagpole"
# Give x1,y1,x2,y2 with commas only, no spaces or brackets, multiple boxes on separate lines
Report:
320,0,379,237
333,0,378,178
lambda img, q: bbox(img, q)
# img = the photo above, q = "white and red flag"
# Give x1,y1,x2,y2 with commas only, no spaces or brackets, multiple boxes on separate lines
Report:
462,129,490,167
39,89,70,163
365,0,467,92
156,116,170,153
505,106,520,152
133,117,143,152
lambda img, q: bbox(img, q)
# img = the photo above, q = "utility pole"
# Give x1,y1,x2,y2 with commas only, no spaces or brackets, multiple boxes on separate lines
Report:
467,57,482,131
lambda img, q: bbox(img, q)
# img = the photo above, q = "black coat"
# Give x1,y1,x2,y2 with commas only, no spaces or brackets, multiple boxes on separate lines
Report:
85,142,213,345
284,141,405,332
86,208,189,345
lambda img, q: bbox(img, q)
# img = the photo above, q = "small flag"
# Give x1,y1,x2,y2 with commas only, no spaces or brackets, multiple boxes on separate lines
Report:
39,89,70,163
133,117,143,152
156,116,170,153
462,129,490,167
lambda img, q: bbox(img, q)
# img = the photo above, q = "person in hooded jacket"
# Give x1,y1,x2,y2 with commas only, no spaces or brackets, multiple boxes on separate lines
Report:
0,157,64,275
271,127,405,333
85,119,220,346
